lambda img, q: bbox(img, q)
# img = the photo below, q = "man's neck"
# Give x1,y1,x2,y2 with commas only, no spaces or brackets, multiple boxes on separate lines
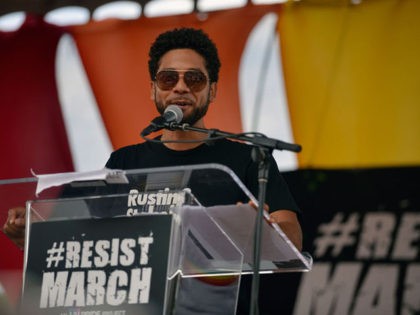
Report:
161,125,208,151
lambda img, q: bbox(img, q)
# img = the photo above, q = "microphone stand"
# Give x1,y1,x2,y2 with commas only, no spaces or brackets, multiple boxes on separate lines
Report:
167,123,301,315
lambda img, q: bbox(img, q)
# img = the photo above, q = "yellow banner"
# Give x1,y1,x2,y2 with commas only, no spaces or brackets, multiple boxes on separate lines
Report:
278,0,420,168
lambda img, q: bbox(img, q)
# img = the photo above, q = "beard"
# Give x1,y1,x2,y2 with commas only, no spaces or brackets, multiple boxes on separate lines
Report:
155,93,211,126
181,102,209,125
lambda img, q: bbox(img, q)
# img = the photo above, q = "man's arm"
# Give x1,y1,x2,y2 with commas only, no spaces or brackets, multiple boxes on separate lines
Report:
269,209,302,251
2,207,26,249
244,201,303,251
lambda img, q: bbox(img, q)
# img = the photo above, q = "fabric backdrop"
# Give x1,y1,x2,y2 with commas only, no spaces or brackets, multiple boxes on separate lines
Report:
278,0,420,168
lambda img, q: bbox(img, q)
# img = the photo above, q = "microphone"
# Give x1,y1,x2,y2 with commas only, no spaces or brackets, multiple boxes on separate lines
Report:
141,105,183,136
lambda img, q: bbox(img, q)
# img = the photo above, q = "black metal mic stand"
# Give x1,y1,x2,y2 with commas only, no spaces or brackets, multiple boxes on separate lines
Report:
249,144,272,315
166,123,301,315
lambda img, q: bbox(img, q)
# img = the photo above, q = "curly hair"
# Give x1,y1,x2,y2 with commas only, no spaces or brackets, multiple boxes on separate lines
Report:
148,28,221,83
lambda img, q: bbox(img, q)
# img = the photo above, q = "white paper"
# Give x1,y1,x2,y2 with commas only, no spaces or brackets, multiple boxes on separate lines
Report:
32,168,128,195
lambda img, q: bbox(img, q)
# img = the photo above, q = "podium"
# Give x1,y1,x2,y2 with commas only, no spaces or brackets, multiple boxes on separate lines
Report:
0,164,312,315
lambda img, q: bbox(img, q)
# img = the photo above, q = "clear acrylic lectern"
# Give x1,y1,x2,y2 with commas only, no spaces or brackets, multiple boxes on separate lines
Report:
0,163,312,315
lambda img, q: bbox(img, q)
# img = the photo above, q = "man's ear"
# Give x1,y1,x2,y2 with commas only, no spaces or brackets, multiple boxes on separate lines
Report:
209,82,217,102
150,81,155,101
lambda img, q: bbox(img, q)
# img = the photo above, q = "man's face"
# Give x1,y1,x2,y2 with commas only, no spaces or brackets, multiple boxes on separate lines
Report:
150,48,217,126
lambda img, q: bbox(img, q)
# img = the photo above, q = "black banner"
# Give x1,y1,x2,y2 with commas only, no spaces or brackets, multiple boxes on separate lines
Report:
242,166,420,315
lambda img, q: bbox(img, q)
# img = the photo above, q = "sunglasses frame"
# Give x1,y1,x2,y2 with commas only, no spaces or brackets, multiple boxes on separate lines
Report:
154,69,208,92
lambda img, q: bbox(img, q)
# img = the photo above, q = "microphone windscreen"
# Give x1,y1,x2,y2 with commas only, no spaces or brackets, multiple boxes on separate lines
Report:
164,105,183,123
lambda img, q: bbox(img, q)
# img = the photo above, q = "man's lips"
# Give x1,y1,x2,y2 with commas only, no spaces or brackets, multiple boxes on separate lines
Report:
168,102,192,110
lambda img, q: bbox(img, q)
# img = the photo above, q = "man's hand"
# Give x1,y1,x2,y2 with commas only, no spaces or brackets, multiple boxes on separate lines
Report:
268,210,302,251
2,207,26,249
239,201,303,251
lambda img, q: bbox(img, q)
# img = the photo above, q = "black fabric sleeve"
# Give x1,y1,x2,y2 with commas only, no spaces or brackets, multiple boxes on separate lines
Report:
245,155,300,215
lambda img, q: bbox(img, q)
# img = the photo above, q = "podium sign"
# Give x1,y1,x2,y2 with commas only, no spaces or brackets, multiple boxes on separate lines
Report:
22,215,172,315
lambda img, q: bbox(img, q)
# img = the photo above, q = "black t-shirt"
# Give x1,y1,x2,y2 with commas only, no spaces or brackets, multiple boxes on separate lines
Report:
105,138,300,214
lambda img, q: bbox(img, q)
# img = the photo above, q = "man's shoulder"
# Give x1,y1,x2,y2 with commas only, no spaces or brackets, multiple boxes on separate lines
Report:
106,142,149,168
216,138,253,153
111,142,146,156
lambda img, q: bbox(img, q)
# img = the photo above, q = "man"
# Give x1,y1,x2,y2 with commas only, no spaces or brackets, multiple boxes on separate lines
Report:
105,27,302,250
3,27,302,313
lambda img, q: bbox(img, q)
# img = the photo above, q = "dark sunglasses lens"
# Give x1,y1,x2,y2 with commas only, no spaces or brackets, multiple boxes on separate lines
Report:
156,70,207,91
184,71,207,91
156,71,179,90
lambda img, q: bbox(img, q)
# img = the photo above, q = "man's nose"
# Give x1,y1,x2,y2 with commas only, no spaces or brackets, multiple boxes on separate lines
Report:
173,74,190,92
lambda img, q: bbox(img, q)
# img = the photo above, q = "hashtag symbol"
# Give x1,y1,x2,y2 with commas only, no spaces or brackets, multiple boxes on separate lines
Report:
45,242,65,268
314,212,359,258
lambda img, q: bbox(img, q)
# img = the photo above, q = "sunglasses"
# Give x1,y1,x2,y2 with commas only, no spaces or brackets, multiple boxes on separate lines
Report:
155,69,208,92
